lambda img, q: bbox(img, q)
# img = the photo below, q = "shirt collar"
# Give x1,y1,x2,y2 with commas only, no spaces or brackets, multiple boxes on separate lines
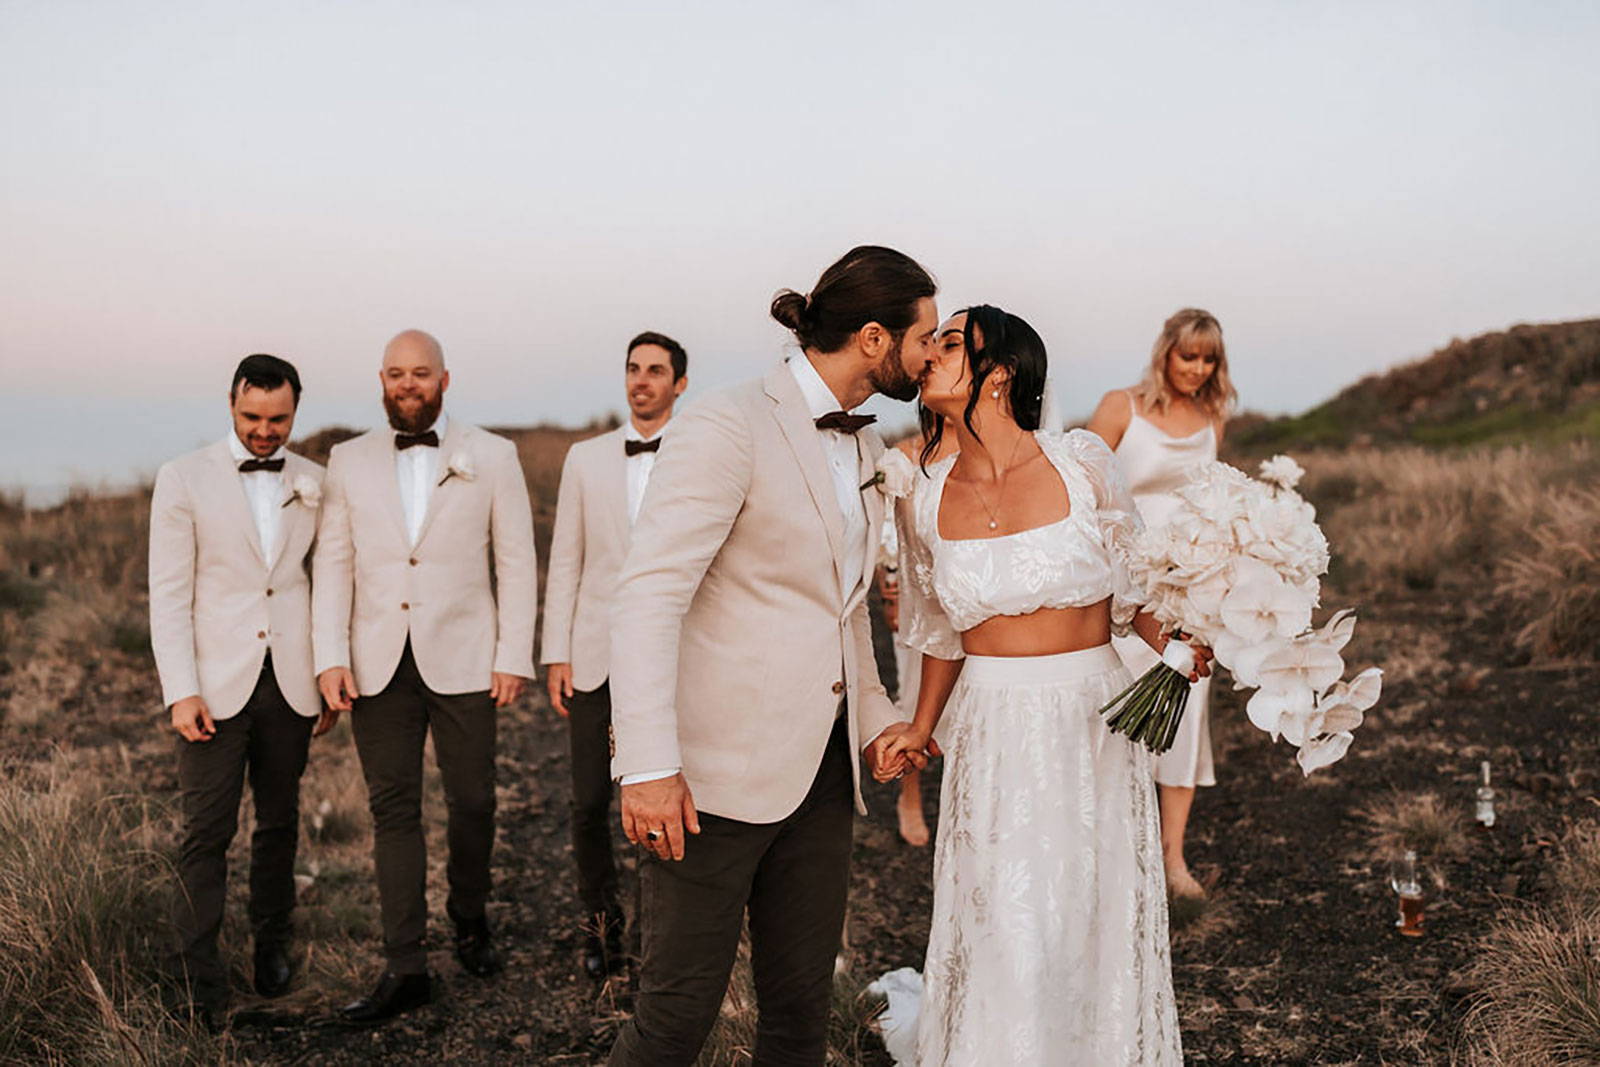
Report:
787,355,853,420
226,432,285,465
394,410,448,445
625,418,666,444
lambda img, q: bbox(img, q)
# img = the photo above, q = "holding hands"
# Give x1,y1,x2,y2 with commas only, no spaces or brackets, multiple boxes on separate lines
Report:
869,721,940,784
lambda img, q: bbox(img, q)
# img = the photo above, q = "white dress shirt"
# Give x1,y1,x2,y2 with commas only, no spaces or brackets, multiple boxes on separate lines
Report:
395,411,448,546
619,359,875,788
787,355,869,602
227,432,284,562
624,421,663,526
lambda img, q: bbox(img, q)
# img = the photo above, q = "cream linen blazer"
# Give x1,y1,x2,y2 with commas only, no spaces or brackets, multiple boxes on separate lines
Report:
609,362,905,823
312,421,538,696
540,426,630,692
148,441,324,719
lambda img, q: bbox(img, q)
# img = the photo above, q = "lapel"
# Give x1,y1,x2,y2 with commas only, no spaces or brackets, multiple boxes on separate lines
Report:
852,433,885,607
605,427,632,550
764,362,846,597
210,441,267,569
370,429,412,546
413,418,463,549
267,455,307,574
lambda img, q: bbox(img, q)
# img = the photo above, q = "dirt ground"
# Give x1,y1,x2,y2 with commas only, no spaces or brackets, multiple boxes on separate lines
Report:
199,583,1600,1065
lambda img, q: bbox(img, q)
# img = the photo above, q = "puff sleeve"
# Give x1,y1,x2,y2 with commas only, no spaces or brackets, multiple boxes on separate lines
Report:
892,453,966,660
1063,429,1146,636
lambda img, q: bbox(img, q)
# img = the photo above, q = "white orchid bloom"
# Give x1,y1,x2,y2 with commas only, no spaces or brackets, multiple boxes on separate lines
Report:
1219,558,1316,645
1246,685,1314,740
1257,633,1347,695
1314,666,1384,733
1296,731,1353,775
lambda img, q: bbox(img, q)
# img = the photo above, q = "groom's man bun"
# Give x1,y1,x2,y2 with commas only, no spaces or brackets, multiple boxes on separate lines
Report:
771,245,937,354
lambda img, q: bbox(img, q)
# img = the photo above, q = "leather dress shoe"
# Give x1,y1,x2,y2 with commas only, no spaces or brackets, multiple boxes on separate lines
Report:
454,918,503,978
339,971,432,1024
253,943,293,998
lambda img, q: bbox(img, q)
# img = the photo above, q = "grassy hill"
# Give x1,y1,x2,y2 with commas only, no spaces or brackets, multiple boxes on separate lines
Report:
1228,317,1600,457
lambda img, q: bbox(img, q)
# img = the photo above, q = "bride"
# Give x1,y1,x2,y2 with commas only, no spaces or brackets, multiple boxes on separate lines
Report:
876,305,1206,1065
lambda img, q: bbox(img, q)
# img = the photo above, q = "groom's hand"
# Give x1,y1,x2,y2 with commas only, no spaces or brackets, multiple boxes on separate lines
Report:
621,773,701,862
867,722,933,781
170,696,215,742
318,666,358,713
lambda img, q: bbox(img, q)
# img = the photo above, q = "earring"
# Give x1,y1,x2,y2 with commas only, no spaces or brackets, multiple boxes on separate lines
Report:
991,388,1000,399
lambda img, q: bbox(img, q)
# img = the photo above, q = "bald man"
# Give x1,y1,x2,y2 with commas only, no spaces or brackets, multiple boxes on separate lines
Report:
312,330,537,1023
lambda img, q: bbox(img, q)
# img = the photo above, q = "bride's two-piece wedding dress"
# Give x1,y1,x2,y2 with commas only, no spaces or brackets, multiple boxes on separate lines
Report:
889,428,1182,1066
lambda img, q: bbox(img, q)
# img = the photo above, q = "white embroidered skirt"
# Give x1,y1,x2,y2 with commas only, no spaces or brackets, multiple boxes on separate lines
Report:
912,645,1182,1067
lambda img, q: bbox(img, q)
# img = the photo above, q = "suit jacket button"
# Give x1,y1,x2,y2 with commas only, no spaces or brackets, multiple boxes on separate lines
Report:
257,630,267,639
831,680,845,695
409,557,418,566
265,587,273,597
401,602,410,611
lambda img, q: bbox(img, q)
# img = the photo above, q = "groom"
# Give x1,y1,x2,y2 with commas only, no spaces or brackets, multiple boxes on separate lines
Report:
607,246,938,1065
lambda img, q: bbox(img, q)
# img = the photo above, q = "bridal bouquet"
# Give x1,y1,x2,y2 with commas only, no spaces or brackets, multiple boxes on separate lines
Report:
1100,455,1382,775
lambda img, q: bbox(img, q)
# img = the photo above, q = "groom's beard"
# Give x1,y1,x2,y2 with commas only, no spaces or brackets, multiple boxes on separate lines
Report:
384,387,444,434
868,335,921,402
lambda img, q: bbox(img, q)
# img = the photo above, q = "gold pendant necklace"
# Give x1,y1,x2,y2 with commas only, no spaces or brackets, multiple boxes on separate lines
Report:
965,431,1028,531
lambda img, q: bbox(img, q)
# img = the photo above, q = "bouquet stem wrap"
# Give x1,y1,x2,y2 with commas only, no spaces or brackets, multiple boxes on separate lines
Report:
1099,638,1195,754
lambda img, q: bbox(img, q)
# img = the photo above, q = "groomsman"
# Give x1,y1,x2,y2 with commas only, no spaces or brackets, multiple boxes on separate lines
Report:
542,331,688,979
148,354,333,1025
313,329,537,1024
608,247,936,1065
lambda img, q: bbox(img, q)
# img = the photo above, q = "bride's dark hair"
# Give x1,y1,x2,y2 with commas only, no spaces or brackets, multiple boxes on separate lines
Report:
920,304,1048,466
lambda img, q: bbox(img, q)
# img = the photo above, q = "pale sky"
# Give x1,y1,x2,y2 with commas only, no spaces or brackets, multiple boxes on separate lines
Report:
3,1,1597,495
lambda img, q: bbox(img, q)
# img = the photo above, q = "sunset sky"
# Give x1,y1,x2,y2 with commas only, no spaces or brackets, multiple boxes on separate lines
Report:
3,1,1596,495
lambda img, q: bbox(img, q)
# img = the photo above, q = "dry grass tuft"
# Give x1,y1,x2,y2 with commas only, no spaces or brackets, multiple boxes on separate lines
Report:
0,755,227,1064
1354,791,1471,867
1460,824,1600,1065
1495,487,1600,661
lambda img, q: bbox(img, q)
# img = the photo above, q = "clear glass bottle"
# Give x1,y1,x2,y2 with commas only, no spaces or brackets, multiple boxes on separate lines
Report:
1474,761,1496,829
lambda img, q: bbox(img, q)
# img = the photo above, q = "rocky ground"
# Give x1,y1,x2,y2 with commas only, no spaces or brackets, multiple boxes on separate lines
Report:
196,585,1600,1065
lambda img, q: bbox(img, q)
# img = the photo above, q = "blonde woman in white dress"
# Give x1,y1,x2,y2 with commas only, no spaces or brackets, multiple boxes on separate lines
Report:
876,306,1210,1066
1086,308,1237,900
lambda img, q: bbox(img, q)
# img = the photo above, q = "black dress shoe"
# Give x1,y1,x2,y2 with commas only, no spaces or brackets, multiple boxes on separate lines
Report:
339,971,432,1025
253,943,293,998
454,918,503,978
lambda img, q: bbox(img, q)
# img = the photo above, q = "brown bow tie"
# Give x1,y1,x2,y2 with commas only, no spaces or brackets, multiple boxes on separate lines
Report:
395,430,439,451
624,438,661,456
238,457,286,473
814,411,877,434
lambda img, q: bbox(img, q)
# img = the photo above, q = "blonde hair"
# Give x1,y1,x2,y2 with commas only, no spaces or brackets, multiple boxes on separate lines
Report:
1131,308,1238,419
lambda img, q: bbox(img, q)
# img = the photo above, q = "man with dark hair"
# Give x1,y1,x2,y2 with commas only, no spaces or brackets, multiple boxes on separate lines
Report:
231,353,303,405
607,247,939,1065
543,331,688,980
149,355,334,1027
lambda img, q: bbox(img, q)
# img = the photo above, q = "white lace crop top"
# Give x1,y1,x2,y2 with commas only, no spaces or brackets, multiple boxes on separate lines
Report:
896,429,1146,660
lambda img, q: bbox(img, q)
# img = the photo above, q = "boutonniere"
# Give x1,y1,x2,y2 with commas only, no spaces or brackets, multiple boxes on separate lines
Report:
281,474,321,509
860,448,916,498
438,452,475,487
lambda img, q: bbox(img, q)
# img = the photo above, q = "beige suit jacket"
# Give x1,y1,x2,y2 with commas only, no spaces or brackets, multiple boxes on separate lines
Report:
540,426,630,692
148,441,324,719
609,362,904,823
312,421,538,695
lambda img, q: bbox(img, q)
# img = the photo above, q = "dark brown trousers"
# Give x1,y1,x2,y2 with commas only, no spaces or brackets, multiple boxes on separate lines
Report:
350,642,497,974
609,715,854,1067
568,681,621,918
172,660,313,1008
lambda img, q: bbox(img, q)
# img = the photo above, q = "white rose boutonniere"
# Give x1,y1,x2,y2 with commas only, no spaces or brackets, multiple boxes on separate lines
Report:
860,448,917,499
282,474,321,509
439,452,475,487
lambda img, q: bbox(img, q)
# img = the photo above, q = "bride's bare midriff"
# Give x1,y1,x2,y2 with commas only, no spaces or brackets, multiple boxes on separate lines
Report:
959,597,1114,658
